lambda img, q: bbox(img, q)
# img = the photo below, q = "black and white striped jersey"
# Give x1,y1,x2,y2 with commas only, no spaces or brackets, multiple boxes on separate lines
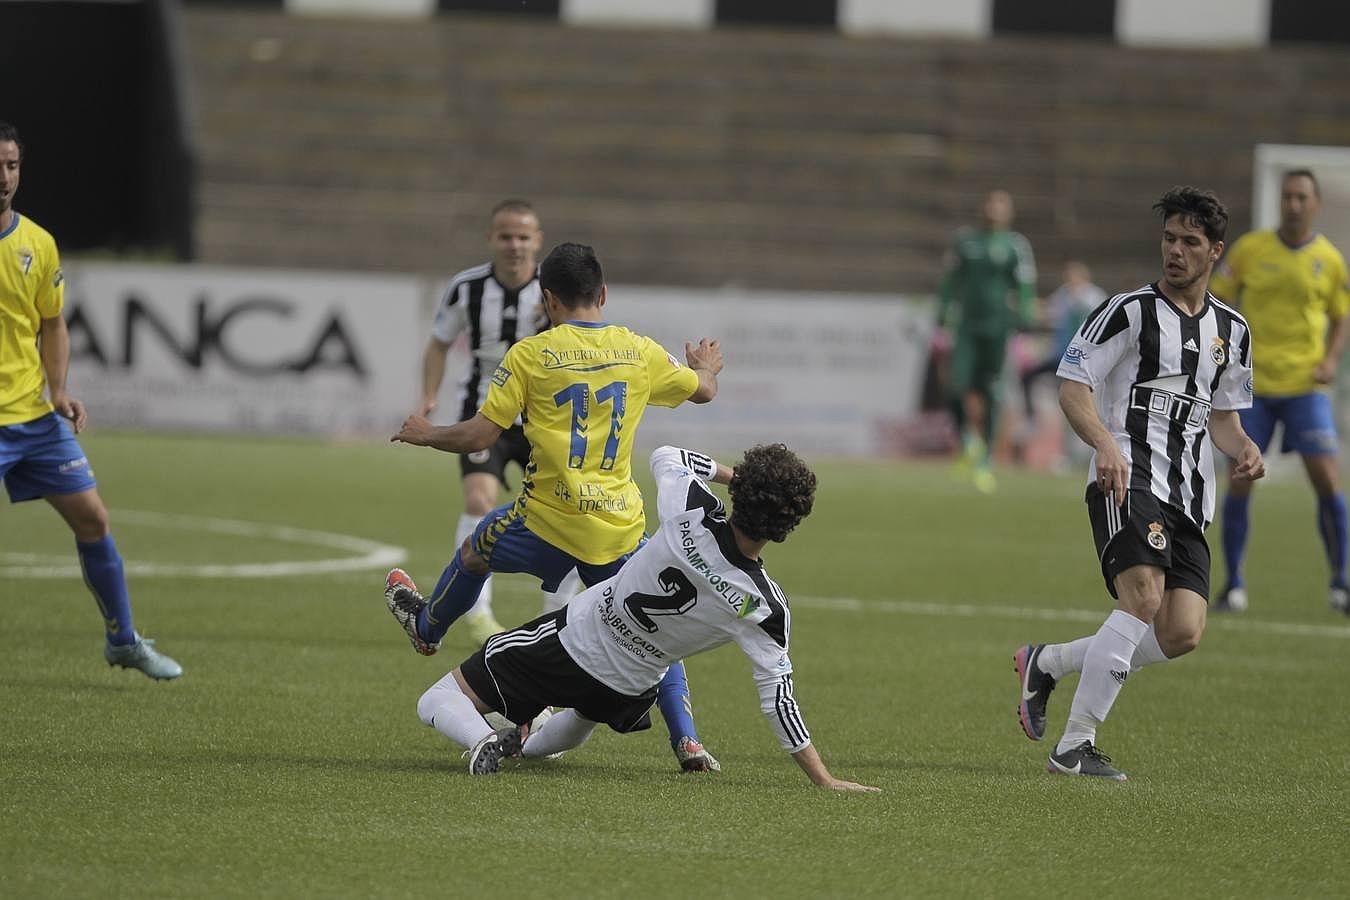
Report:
1057,282,1254,529
558,446,811,753
430,263,545,422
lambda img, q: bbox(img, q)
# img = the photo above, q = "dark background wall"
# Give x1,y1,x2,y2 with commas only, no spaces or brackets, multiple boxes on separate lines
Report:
0,0,194,258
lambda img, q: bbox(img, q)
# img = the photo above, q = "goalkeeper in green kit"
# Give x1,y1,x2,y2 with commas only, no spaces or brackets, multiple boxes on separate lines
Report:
935,189,1038,493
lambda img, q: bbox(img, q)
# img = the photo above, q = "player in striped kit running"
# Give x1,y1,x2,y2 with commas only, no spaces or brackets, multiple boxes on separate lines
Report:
1013,187,1265,780
409,443,878,791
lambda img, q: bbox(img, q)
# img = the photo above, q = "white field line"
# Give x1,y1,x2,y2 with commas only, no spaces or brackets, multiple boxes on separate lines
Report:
0,509,406,579
790,594,1350,640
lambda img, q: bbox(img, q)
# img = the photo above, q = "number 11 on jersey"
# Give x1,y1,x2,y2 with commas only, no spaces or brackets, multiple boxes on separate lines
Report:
554,381,628,471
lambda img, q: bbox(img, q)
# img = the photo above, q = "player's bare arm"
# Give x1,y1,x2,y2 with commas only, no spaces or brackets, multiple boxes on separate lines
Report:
790,743,880,793
392,411,502,453
685,338,723,404
1209,410,1265,481
38,314,87,433
1059,378,1128,504
418,336,453,416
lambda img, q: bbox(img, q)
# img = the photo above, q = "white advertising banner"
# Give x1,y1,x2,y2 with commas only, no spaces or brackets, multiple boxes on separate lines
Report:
62,264,931,456
585,286,932,457
63,263,423,437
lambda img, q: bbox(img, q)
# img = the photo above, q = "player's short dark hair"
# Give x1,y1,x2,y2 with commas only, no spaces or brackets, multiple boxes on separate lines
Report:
491,198,536,220
729,444,817,543
1282,168,1320,198
1153,186,1228,243
540,242,603,308
0,122,22,160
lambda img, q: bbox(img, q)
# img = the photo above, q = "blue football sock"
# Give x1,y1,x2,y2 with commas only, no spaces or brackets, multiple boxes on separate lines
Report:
656,661,699,748
418,550,489,644
77,535,137,646
1221,493,1250,588
1317,493,1348,586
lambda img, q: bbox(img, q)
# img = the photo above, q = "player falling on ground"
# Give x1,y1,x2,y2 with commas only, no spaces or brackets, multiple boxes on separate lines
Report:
0,122,180,680
410,443,879,791
417,199,579,644
1013,186,1263,780
936,189,1038,493
1209,169,1350,614
389,241,725,772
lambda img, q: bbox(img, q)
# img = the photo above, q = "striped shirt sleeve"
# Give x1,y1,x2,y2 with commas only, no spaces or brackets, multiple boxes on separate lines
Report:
1057,292,1137,388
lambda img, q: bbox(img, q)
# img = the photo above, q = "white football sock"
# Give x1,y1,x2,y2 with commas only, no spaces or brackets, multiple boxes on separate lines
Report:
1130,626,1169,671
542,568,582,613
521,708,597,758
456,513,494,619
1039,636,1092,680
417,671,493,750
1040,624,1168,679
1057,609,1148,754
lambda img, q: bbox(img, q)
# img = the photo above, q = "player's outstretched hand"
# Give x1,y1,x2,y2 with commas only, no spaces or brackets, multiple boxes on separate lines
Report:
686,338,723,375
392,414,434,446
1233,442,1265,482
822,778,881,793
51,393,88,433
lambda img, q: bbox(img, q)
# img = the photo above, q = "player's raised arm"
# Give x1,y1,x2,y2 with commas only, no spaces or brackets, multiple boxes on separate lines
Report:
684,338,723,403
650,446,733,523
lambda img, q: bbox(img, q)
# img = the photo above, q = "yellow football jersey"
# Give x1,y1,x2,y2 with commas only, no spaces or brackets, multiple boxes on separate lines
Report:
479,320,699,563
1210,230,1350,396
0,213,64,425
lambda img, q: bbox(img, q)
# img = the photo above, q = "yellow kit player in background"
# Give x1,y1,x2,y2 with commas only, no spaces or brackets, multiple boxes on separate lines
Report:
0,122,180,678
1211,169,1350,613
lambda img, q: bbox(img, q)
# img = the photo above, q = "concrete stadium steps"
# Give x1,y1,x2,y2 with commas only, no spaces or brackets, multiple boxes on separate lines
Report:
182,9,1350,294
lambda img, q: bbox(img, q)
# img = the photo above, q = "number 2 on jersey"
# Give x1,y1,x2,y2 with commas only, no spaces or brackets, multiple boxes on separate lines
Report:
623,567,697,633
554,381,628,471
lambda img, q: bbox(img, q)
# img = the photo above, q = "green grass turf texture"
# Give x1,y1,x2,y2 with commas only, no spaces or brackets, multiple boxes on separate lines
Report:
2,431,1347,899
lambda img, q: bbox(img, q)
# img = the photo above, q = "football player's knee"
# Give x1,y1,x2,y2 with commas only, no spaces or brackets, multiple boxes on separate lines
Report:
1159,622,1203,658
73,505,111,542
458,539,489,575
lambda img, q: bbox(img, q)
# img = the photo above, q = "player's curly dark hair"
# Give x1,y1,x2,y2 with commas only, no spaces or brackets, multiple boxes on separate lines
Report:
1153,186,1228,243
729,443,816,543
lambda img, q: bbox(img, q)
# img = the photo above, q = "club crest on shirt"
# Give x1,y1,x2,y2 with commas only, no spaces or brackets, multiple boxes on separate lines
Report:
1209,337,1226,366
1147,522,1167,550
16,248,33,275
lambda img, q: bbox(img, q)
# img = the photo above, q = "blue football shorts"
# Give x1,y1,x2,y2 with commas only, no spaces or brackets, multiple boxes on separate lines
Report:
470,501,644,592
0,412,98,502
1239,393,1338,456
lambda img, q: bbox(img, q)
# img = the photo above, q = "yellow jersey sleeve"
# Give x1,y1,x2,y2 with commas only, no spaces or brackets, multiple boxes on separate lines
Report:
35,234,64,319
644,337,699,408
1330,250,1350,321
479,341,529,430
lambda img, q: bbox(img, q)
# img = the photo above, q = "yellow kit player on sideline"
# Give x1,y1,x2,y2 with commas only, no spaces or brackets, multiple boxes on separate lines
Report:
0,122,180,679
387,241,725,772
1211,169,1350,613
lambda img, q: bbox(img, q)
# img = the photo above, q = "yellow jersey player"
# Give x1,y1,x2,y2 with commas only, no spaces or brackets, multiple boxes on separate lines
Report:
387,241,725,771
0,122,180,679
1210,169,1350,613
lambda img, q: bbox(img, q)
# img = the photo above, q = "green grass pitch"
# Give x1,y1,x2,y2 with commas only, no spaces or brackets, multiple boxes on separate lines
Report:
2,431,1347,898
